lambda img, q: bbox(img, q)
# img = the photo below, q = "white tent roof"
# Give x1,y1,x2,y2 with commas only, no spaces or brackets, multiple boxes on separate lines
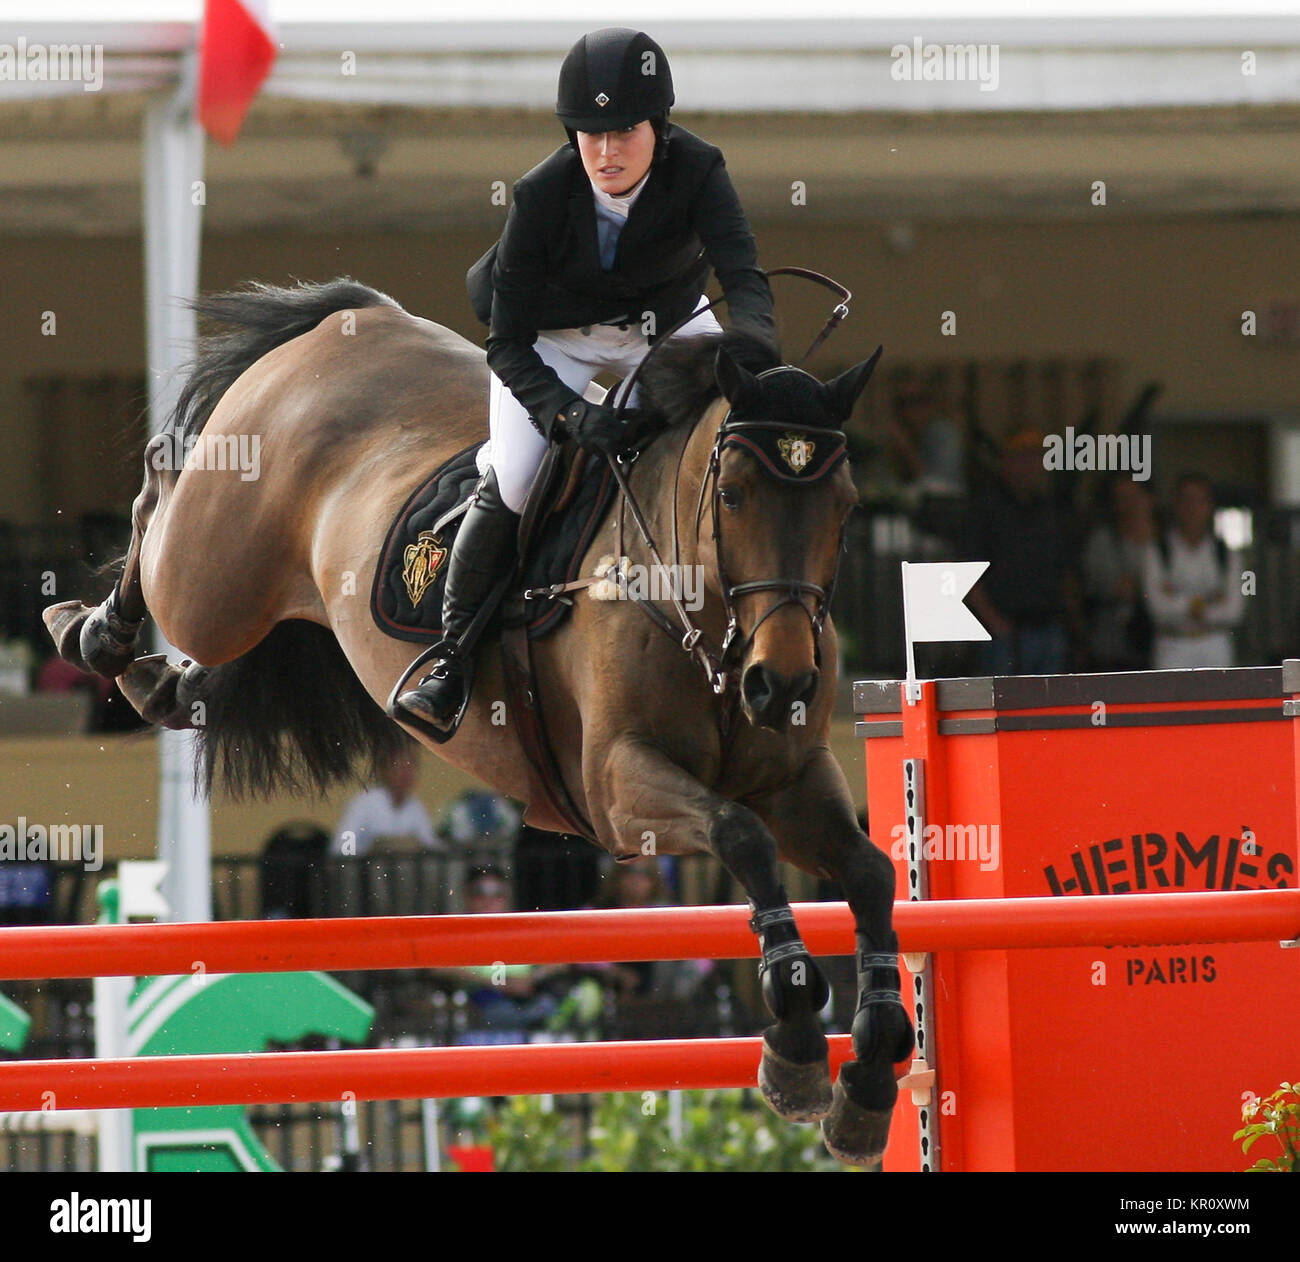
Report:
4,4,1300,109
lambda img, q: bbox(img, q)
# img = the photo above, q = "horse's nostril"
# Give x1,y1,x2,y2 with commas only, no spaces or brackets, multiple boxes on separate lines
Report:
794,671,818,707
742,664,773,708
743,665,818,724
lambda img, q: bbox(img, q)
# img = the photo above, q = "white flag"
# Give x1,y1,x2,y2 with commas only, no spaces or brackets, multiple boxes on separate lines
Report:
118,860,171,922
901,561,990,644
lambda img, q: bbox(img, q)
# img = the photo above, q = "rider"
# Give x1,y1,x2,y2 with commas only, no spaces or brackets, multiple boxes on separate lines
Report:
395,26,776,731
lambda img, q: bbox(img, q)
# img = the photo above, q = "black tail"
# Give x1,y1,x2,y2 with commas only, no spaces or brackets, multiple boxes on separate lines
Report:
163,277,408,799
196,620,411,801
167,276,400,447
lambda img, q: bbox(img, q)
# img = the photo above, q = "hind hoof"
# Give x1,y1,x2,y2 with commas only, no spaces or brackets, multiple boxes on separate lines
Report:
43,601,96,672
758,1033,833,1123
820,1072,897,1168
118,654,184,726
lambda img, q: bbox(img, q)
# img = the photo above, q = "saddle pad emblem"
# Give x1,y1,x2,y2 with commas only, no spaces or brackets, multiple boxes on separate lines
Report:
402,531,448,607
777,433,816,474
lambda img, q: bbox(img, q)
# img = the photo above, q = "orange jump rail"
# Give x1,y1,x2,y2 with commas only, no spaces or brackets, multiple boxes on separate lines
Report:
0,1036,858,1112
0,889,1295,980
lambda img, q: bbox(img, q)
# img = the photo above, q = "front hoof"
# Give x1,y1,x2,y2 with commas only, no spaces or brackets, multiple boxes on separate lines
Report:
758,1032,832,1123
820,1067,898,1168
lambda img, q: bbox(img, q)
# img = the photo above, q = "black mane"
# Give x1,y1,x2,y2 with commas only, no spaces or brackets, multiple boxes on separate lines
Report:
637,327,782,430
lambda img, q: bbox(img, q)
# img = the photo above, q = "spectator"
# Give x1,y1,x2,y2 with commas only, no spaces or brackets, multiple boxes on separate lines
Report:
513,823,601,911
436,865,566,1032
964,425,1083,676
437,789,520,857
1082,476,1157,671
885,375,966,500
36,654,90,694
330,749,441,857
586,860,713,1001
260,822,331,919
1141,473,1243,669
586,862,670,997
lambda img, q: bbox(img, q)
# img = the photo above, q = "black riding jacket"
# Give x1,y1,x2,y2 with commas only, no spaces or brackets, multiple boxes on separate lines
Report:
466,123,775,435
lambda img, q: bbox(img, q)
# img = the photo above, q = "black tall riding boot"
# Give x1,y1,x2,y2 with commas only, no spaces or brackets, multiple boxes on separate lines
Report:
395,467,519,729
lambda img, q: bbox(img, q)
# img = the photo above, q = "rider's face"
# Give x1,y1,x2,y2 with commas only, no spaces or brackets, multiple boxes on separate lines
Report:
576,120,655,196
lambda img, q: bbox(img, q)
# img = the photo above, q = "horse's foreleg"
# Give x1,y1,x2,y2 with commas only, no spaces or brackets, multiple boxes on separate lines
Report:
594,737,833,1123
44,435,169,675
756,747,914,1167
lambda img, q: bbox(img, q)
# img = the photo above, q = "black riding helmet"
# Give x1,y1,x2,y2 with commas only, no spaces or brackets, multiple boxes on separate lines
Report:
556,27,675,163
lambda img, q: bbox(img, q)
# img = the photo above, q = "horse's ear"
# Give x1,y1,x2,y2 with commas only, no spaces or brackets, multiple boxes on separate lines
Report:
824,345,883,422
715,345,760,412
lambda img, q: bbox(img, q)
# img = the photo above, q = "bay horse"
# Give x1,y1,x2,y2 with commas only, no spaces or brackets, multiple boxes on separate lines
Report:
44,278,914,1165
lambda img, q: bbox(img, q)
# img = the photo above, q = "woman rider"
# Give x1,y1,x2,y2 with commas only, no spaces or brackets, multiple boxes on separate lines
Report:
395,26,776,732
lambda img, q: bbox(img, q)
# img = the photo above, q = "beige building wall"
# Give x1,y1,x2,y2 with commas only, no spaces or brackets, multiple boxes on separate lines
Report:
1,212,1296,525
0,717,868,865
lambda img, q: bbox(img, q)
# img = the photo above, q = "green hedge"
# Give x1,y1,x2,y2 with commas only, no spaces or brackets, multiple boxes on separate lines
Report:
450,1089,851,1172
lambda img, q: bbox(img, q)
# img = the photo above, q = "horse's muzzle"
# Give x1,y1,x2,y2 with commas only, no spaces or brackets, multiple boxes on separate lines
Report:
741,663,819,731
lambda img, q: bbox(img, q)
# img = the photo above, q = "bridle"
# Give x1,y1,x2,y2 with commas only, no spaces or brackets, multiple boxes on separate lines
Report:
598,269,856,728
695,384,852,672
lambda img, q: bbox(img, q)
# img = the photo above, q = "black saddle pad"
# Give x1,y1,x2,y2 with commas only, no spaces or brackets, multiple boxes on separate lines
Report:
370,441,620,644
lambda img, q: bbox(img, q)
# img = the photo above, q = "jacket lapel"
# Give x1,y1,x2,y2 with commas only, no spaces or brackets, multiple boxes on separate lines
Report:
564,160,668,287
612,172,667,269
567,179,601,279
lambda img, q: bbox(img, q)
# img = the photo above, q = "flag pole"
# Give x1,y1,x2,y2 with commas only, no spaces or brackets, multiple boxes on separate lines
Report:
144,47,211,924
901,560,922,705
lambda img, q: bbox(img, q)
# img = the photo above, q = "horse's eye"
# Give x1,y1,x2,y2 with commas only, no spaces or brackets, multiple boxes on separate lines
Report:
719,486,742,510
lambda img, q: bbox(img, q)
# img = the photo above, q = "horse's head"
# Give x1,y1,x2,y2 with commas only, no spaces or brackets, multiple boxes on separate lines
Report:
698,342,880,732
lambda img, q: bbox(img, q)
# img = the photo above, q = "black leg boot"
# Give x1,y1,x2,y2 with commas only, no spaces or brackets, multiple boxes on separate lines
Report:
394,467,519,730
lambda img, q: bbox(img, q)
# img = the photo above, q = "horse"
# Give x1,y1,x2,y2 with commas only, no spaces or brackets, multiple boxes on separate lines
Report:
43,277,914,1166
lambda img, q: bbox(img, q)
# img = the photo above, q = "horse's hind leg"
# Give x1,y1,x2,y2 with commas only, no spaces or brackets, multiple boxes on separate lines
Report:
43,434,169,676
116,655,211,729
759,748,914,1167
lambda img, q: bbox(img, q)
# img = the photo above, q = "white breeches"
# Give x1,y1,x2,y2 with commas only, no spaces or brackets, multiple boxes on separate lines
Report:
475,295,724,512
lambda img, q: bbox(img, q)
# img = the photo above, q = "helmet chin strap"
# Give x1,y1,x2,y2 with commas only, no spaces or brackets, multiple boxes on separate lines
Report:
651,112,671,161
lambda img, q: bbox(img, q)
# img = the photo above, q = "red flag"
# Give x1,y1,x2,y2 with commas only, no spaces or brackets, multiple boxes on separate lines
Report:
197,0,276,147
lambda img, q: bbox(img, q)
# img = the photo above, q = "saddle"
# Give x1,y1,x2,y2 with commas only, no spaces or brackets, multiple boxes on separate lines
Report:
371,386,628,840
370,440,618,645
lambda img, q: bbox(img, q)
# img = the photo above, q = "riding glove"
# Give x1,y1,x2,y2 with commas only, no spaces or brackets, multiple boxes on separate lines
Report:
556,399,646,458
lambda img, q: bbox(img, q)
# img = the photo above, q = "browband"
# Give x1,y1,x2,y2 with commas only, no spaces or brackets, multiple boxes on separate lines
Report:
717,366,848,484
719,426,848,483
